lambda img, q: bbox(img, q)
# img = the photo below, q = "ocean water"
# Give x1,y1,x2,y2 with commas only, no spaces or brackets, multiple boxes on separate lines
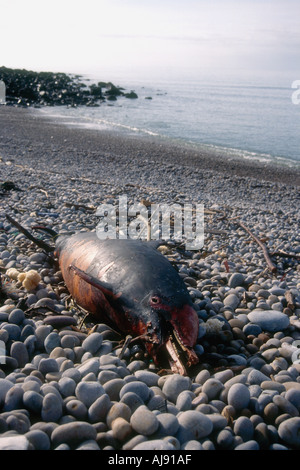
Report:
38,70,300,168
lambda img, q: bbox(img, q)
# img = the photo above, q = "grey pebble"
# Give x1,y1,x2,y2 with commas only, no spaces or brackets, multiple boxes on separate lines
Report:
176,410,213,442
228,273,245,288
120,391,144,412
41,393,63,422
76,439,100,450
82,332,103,353
233,416,254,441
1,323,21,341
44,332,61,353
62,367,81,383
134,370,159,387
176,390,194,411
98,370,120,385
130,405,159,435
111,417,132,441
209,414,228,431
10,341,29,368
227,383,250,411
54,443,71,450
0,312,9,322
22,380,41,393
223,294,240,310
60,334,78,349
58,377,76,397
156,413,179,436
3,386,24,411
75,381,105,407
272,395,299,417
162,374,191,403
43,316,77,328
202,378,224,401
195,369,211,384
261,381,285,393
38,358,59,376
216,428,234,449
285,388,300,410
213,369,234,383
247,369,271,385
51,421,97,448
88,394,112,423
77,357,100,377
133,440,176,450
144,394,167,412
20,324,36,342
248,309,289,332
243,323,262,336
106,403,131,428
181,440,204,450
24,335,36,357
122,435,147,450
35,325,53,349
126,360,146,373
23,390,43,413
65,399,88,420
5,412,30,434
103,378,125,401
234,440,260,450
8,309,25,325
119,380,150,402
278,417,300,448
24,429,50,450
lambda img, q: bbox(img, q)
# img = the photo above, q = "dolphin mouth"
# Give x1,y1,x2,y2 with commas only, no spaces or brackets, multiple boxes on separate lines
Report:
150,320,198,375
164,328,199,375
165,335,187,375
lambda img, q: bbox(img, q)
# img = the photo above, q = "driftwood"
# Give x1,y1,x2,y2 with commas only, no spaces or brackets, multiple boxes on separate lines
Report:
64,202,96,212
5,214,53,253
285,290,296,312
271,250,300,261
236,220,277,274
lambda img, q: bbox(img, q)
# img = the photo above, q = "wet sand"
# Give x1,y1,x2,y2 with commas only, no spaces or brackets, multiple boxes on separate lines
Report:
0,106,299,190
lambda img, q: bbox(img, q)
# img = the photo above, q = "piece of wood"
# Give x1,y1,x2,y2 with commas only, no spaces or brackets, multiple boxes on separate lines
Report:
236,220,277,274
5,214,53,253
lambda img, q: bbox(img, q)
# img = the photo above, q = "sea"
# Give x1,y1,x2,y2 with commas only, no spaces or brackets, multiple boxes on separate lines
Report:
38,67,300,169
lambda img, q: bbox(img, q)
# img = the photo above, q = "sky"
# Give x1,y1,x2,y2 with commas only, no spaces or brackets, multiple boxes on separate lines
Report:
1,0,299,81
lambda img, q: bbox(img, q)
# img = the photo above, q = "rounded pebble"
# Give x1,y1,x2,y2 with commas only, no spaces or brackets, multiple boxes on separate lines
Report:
75,381,105,407
162,374,191,403
176,410,213,441
82,332,103,354
41,393,63,422
51,421,97,448
130,405,159,435
227,383,250,411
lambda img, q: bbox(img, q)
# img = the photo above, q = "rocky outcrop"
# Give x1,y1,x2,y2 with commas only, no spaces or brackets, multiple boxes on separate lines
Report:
0,67,138,107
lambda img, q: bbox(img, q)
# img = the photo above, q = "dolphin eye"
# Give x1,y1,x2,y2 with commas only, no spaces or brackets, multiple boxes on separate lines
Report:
150,296,160,305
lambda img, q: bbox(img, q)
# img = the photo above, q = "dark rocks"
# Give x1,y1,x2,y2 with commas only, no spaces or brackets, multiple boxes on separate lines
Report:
0,67,139,107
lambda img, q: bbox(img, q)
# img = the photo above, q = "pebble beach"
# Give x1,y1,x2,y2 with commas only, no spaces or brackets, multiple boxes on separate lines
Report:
0,105,300,451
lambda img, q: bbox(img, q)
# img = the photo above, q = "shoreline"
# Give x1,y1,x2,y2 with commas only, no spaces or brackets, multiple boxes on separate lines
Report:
0,104,300,451
0,106,299,191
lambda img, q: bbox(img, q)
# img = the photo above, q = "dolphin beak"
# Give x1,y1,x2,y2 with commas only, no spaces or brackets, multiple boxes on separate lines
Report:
145,303,199,375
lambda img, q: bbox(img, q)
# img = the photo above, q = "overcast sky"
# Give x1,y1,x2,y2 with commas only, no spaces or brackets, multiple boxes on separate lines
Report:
1,0,299,80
